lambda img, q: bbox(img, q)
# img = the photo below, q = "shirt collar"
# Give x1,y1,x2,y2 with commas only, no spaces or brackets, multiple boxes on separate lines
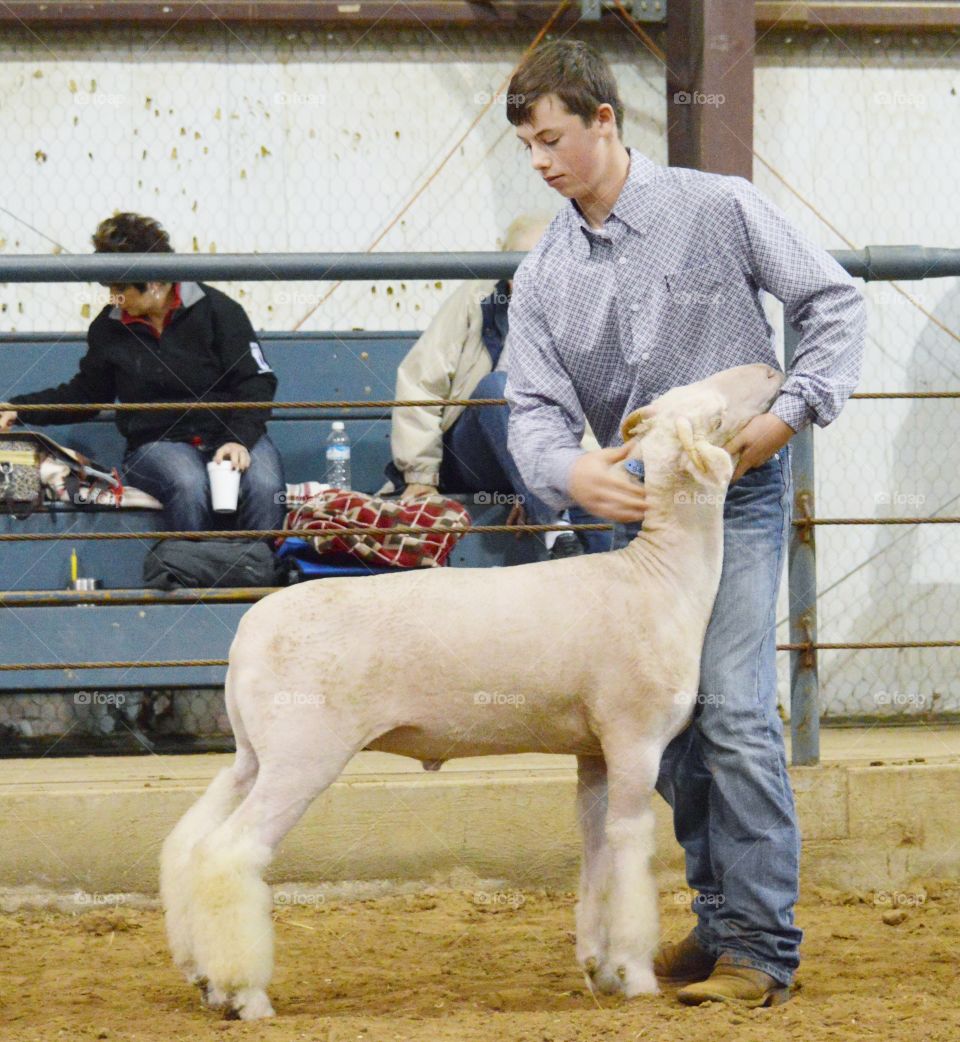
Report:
566,148,659,259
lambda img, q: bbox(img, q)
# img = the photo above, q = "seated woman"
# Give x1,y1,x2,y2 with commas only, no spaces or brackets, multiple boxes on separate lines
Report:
0,212,285,534
384,215,610,559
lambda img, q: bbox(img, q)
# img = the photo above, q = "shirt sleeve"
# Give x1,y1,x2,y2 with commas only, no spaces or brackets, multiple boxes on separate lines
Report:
8,333,115,425
504,263,587,512
211,297,278,450
727,177,866,431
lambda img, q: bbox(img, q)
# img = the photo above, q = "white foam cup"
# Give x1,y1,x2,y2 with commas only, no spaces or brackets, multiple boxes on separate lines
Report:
207,459,241,513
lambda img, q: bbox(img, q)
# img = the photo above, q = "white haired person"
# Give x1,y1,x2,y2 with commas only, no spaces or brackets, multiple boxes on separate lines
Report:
0,213,284,535
384,215,610,560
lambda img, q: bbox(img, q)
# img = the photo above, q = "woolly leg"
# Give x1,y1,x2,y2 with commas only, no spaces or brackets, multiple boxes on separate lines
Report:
188,751,354,1020
160,749,257,995
575,755,610,983
593,740,663,998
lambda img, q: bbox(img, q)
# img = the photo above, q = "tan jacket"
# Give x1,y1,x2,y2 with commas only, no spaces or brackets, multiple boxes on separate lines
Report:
392,280,498,486
391,279,600,488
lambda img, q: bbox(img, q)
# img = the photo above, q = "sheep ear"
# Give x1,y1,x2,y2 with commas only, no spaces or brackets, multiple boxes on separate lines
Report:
621,406,654,444
686,445,734,487
675,416,732,487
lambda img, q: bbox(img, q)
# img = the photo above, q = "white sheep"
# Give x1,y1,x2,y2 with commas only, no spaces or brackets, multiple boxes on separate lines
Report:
160,362,784,1020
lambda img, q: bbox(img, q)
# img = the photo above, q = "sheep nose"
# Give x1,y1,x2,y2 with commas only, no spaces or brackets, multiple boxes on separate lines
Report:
765,366,778,379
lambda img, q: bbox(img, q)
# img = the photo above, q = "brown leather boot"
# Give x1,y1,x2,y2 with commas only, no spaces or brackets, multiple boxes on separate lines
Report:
653,930,717,984
676,954,791,1007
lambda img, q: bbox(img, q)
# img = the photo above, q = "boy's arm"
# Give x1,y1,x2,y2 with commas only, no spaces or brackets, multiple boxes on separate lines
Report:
727,177,867,433
504,267,589,513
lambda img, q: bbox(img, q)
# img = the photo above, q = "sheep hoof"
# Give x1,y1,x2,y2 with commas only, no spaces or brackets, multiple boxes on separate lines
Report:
593,969,623,995
584,956,599,977
618,963,659,998
228,989,275,1021
197,977,228,1011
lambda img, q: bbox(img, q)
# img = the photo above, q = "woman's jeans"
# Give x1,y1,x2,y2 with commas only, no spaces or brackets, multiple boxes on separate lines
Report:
613,448,802,984
122,436,286,533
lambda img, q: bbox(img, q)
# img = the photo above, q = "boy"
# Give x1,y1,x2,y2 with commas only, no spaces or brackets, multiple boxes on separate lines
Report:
504,41,865,1005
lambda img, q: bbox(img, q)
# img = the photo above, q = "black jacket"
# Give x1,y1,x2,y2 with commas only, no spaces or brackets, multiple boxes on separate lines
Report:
11,282,277,452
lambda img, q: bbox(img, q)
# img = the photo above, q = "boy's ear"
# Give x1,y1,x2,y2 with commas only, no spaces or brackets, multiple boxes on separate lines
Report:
675,416,733,487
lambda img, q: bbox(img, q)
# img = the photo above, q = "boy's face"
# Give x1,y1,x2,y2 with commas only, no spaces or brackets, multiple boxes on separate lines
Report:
515,94,615,202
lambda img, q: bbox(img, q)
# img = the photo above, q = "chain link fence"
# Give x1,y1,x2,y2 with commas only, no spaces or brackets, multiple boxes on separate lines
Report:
1,19,959,748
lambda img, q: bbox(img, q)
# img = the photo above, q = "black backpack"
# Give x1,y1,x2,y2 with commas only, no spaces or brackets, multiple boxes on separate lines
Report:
143,538,283,589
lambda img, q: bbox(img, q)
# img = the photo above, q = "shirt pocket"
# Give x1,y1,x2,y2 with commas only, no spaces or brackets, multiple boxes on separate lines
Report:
663,252,742,325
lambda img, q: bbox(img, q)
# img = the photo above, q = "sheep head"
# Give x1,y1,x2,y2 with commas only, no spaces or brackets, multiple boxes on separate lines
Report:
620,364,785,490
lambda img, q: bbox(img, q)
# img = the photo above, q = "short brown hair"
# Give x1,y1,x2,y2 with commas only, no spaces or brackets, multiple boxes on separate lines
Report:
92,212,173,255
507,40,624,135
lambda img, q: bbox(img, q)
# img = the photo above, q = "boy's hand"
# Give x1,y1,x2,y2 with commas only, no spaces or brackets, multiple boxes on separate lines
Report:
726,414,794,483
569,445,647,522
0,410,17,431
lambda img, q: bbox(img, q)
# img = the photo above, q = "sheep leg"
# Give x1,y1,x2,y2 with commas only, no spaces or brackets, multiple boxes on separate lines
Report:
160,746,258,999
188,749,354,1021
574,755,610,982
592,741,662,998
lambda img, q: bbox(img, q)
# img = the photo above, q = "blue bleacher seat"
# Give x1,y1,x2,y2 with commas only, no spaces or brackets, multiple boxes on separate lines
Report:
0,330,541,690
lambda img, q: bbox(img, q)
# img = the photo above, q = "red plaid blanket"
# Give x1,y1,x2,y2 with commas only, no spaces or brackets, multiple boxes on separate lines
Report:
283,488,472,568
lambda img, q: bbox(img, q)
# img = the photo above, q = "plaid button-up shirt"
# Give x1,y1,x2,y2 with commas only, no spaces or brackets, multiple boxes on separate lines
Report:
505,149,866,511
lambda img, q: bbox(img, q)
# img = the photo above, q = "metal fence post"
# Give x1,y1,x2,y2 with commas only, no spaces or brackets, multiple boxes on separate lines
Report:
786,322,820,765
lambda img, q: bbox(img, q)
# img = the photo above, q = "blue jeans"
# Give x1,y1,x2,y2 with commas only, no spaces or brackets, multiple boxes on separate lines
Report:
613,448,801,984
122,436,286,534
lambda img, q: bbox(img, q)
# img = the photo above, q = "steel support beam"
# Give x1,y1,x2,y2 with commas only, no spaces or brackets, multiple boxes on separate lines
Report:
666,0,755,179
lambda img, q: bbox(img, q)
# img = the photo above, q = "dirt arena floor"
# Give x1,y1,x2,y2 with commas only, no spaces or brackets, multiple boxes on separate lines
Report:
1,879,957,1042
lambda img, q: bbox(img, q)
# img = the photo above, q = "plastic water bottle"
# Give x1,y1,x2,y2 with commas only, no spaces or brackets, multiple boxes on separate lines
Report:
325,420,352,488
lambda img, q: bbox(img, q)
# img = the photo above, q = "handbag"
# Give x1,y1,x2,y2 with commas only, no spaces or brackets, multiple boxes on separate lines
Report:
143,538,283,590
0,435,42,518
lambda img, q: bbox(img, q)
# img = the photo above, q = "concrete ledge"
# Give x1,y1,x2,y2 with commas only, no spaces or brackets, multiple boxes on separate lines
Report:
2,727,958,894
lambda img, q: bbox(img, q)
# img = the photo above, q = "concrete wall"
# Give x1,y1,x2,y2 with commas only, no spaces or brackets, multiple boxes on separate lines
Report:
3,730,959,897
